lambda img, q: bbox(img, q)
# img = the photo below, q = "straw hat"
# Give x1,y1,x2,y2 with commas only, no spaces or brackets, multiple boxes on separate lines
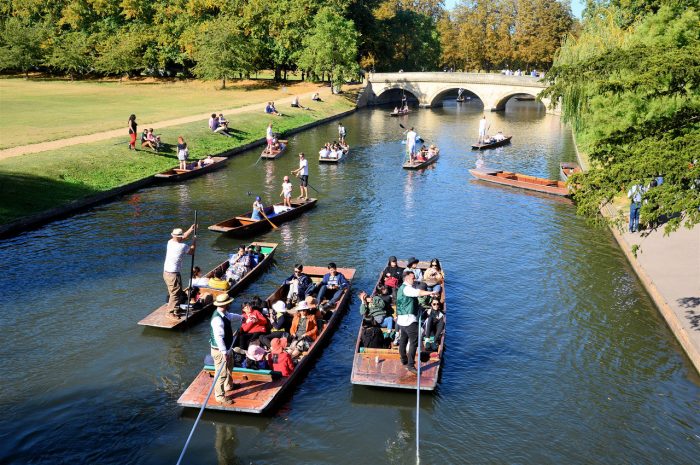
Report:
272,300,287,314
171,228,184,237
213,294,234,307
292,301,310,312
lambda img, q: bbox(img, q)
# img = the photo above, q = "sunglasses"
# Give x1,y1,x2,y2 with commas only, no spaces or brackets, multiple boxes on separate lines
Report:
431,303,440,307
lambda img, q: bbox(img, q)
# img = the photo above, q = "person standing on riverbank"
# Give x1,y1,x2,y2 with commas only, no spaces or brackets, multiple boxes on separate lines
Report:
128,114,137,150
396,270,438,374
163,225,196,313
628,182,645,232
210,294,242,405
291,152,309,200
478,115,489,143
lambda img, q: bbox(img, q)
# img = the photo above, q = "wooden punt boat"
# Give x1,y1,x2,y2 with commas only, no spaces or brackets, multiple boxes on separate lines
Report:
456,96,465,102
260,140,288,160
350,259,445,391
177,265,356,414
471,136,512,150
138,242,278,329
469,168,569,197
154,156,228,181
318,146,349,164
403,149,440,170
559,161,582,181
389,109,410,117
515,96,536,101
208,198,318,237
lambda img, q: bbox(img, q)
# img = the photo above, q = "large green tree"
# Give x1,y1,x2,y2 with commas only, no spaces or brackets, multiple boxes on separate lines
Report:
45,31,94,79
298,7,360,91
192,15,253,88
0,17,47,77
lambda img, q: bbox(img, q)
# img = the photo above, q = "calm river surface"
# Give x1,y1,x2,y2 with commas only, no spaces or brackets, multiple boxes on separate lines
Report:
1,101,698,465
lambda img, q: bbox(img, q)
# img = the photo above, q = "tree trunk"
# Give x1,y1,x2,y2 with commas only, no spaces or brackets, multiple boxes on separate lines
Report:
274,65,281,81
283,67,287,81
301,70,305,81
222,76,226,89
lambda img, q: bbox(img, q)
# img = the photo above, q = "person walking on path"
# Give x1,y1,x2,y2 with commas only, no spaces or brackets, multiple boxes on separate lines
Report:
163,225,196,314
128,114,138,151
628,182,645,233
478,115,489,143
291,152,309,200
210,294,242,405
396,270,438,374
338,123,347,144
177,136,189,170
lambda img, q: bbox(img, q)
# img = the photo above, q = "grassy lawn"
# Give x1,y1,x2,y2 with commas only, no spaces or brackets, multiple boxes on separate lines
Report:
0,78,324,149
0,94,355,224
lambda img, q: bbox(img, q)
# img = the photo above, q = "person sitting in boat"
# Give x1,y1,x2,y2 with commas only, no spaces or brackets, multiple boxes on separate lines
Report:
283,264,314,308
393,106,399,114
427,145,438,158
201,155,215,166
494,131,506,142
288,301,318,359
402,104,409,112
422,298,444,351
251,197,265,221
361,318,386,349
422,258,444,294
319,144,330,159
359,290,394,330
376,284,394,308
270,138,281,151
268,336,295,376
406,257,422,282
208,268,230,290
311,92,321,102
191,266,210,287
236,300,269,350
260,300,292,349
382,256,404,298
415,145,428,162
234,339,268,370
225,245,252,283
316,262,350,312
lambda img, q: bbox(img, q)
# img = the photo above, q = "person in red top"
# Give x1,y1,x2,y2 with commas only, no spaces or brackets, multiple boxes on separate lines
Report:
269,337,294,376
238,301,268,350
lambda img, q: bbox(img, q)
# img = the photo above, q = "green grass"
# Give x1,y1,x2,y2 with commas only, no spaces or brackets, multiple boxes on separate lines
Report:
0,95,355,224
0,78,323,149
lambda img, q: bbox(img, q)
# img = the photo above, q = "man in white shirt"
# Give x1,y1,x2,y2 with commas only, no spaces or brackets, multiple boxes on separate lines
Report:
396,270,438,374
163,225,196,313
338,123,347,144
209,294,242,405
478,115,489,143
627,183,645,232
319,145,329,159
406,127,417,159
291,152,309,200
266,123,274,150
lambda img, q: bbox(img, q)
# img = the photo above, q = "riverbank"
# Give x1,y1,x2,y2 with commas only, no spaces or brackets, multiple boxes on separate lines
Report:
574,138,700,375
0,90,357,237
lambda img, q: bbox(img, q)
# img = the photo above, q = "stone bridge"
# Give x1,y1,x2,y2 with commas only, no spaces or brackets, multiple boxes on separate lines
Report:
358,72,555,113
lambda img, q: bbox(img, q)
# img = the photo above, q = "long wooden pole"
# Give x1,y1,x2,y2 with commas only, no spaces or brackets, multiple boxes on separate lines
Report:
184,211,198,323
416,312,422,464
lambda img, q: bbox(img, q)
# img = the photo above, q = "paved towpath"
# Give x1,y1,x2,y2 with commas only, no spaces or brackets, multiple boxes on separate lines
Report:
0,88,331,161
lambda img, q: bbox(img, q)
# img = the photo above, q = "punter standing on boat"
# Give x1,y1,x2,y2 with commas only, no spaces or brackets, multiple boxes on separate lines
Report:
266,123,274,150
396,270,438,374
210,294,242,405
163,225,196,314
291,153,309,200
478,115,489,143
338,123,347,144
251,197,265,221
406,127,417,158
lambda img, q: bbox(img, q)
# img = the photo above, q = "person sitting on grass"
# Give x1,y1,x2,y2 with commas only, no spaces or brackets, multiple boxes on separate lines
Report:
291,96,300,107
140,129,149,148
209,113,233,137
265,102,282,116
144,129,159,152
311,92,321,102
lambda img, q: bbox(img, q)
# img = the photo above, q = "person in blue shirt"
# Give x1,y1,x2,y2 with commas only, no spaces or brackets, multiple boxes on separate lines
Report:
316,262,350,312
283,264,315,308
251,197,264,221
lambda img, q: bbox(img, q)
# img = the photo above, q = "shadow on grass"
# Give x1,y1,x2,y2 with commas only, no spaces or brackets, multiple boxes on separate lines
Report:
0,171,100,225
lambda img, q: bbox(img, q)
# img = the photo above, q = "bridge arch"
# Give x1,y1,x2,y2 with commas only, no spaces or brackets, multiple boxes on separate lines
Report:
492,91,544,111
427,86,485,107
374,84,422,105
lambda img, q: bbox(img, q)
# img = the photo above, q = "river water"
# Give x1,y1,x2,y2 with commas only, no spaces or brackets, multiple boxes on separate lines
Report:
1,101,698,465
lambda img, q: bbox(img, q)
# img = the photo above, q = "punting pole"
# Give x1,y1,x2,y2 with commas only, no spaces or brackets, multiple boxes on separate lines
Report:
176,331,237,465
184,211,198,323
416,312,422,464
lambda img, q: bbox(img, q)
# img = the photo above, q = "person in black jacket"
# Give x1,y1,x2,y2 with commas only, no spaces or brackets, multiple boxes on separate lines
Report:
362,318,386,349
283,264,314,308
381,256,404,299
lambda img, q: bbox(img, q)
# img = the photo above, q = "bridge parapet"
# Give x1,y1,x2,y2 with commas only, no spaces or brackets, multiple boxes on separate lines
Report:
368,72,546,88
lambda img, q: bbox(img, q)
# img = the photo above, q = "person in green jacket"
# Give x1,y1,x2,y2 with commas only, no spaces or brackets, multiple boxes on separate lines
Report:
396,270,438,374
359,290,394,330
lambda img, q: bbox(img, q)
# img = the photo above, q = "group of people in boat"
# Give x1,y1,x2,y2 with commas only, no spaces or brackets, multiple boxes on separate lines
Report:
209,113,234,138
410,144,438,164
359,257,445,374
392,104,410,115
207,262,350,404
481,131,507,145
319,141,349,160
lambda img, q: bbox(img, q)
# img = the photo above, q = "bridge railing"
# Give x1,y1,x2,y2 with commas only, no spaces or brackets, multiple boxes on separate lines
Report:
368,72,546,88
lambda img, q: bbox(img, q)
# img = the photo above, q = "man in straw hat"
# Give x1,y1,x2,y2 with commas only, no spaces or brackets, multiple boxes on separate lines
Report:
210,293,242,405
163,224,196,314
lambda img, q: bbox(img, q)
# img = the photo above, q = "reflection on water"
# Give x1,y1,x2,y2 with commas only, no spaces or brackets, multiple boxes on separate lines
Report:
0,100,698,464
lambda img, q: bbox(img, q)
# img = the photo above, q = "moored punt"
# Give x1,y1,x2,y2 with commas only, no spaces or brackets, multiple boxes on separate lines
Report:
403,149,440,170
208,198,318,237
177,265,356,414
154,157,228,181
318,146,349,163
260,140,288,160
351,260,445,391
138,242,278,329
559,161,582,181
469,168,570,197
471,136,512,150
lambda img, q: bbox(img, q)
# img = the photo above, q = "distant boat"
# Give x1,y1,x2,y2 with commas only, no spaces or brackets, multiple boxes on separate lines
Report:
469,168,570,197
559,162,582,181
319,145,349,163
260,140,288,160
403,148,440,170
515,96,536,101
390,108,410,117
154,157,228,181
208,198,318,237
471,136,512,150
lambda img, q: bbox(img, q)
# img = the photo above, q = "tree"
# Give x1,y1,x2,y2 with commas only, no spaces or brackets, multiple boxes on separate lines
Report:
298,7,360,92
192,16,253,88
0,17,47,78
513,0,573,70
543,5,700,234
45,31,94,80
94,28,148,79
